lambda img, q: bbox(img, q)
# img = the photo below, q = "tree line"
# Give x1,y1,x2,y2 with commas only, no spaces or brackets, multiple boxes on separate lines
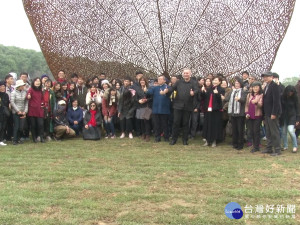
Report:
0,44,53,80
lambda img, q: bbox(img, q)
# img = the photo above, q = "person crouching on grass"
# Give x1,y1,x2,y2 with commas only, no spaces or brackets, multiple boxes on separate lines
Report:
83,101,102,140
53,100,76,141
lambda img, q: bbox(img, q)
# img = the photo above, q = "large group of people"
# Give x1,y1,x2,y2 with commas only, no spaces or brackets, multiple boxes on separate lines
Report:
0,69,299,156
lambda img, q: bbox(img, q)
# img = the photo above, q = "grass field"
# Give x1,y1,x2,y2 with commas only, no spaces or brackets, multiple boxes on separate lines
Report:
0,136,299,225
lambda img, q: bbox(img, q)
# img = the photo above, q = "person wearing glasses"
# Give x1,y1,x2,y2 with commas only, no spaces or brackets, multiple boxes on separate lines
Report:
83,101,102,140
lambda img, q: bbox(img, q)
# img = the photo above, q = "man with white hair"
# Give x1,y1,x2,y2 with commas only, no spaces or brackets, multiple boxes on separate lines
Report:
161,68,199,145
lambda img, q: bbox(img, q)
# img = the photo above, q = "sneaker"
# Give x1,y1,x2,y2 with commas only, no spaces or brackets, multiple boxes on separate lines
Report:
105,134,110,139
211,141,216,148
129,133,133,139
203,141,208,146
120,133,125,138
0,142,7,146
262,137,267,141
36,136,41,142
247,142,252,147
292,147,297,153
46,136,52,141
111,135,116,139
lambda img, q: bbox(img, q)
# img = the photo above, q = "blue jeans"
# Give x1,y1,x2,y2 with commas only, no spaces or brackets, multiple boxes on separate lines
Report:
104,116,115,136
282,123,297,148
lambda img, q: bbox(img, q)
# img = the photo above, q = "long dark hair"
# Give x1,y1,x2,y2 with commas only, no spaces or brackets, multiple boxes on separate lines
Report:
283,85,298,102
31,77,42,90
107,88,118,107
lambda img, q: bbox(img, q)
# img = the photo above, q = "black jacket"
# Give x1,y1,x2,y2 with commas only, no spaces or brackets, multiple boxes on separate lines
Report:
83,110,102,126
0,92,9,122
202,86,225,112
263,81,282,117
168,79,199,111
280,95,299,126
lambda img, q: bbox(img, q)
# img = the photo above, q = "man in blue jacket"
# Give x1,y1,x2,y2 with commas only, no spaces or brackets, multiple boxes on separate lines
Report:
147,75,171,142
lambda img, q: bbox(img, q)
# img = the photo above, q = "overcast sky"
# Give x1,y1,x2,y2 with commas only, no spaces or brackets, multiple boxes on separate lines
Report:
0,0,299,81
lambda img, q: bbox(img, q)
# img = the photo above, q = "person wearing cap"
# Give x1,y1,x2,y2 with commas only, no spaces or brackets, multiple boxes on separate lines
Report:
261,71,282,156
245,81,264,153
41,74,49,88
27,77,45,143
272,72,285,95
224,77,247,150
100,79,110,99
53,100,76,140
10,80,28,145
0,81,10,146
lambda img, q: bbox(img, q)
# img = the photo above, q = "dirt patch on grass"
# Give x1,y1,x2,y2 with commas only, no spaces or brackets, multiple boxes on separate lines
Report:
41,206,62,219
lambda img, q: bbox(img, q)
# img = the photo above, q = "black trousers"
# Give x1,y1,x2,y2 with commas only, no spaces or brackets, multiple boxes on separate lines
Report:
120,118,133,133
265,116,281,153
0,120,7,142
247,118,262,150
172,109,191,141
152,114,169,139
231,116,245,149
141,119,151,136
30,117,44,140
5,114,13,141
190,111,199,137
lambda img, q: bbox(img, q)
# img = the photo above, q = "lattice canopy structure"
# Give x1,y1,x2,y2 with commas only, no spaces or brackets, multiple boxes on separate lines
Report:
23,0,296,80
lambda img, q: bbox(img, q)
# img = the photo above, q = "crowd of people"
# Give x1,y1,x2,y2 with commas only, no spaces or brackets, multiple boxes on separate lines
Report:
0,69,299,156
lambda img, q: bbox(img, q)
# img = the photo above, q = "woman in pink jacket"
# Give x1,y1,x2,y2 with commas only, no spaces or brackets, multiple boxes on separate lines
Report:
27,77,45,143
245,81,263,153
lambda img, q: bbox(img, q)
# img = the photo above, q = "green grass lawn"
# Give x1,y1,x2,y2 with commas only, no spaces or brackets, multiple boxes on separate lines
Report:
0,136,299,225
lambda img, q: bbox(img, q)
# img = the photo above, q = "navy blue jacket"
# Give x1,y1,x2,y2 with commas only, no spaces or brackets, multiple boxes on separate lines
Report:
67,107,83,125
147,84,171,114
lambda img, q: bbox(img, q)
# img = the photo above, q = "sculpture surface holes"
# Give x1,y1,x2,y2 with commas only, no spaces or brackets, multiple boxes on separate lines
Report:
23,0,296,79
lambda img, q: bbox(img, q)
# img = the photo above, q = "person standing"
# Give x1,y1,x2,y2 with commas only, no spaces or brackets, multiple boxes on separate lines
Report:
147,75,171,142
280,85,299,153
261,71,282,156
10,80,28,145
161,68,199,145
225,78,247,150
245,81,264,153
202,77,225,147
0,81,10,146
27,77,45,143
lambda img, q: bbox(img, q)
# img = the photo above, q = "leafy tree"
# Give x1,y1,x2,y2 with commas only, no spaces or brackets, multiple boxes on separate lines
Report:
282,77,299,86
0,44,52,80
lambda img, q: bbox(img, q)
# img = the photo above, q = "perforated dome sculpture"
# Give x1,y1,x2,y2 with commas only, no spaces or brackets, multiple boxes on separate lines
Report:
23,0,296,80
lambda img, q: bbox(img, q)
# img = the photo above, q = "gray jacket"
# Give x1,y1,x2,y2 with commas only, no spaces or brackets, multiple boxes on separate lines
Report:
10,89,28,114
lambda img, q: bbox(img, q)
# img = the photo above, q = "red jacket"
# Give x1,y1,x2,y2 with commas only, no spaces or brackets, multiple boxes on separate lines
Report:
102,98,117,117
27,88,44,118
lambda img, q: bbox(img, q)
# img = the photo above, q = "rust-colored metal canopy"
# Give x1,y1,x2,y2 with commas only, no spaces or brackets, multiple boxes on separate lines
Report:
23,0,296,80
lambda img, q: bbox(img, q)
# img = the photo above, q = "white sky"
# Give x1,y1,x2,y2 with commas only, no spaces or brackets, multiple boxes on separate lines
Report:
0,0,299,81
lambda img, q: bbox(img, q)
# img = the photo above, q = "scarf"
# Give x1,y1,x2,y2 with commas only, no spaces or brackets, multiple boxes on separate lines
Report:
88,110,97,127
91,91,96,98
73,107,78,111
109,95,116,106
228,88,242,114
